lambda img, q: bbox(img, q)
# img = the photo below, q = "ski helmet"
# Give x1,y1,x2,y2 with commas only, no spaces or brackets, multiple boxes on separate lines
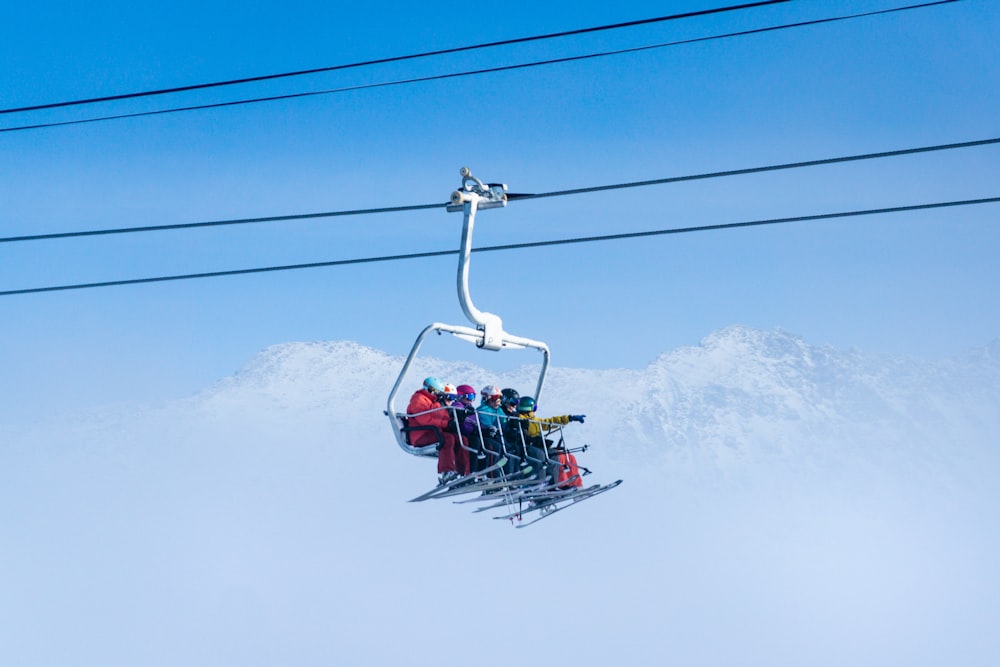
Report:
516,396,536,413
481,385,502,400
456,384,476,401
423,376,445,393
441,384,457,400
501,388,520,406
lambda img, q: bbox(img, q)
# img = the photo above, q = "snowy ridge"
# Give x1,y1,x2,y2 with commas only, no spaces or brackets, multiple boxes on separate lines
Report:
634,327,1000,468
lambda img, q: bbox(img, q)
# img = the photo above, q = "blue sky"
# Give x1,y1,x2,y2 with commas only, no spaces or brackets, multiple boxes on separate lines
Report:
1,0,998,421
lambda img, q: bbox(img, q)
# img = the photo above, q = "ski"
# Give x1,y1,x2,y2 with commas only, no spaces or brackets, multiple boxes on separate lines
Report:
490,483,603,520
468,482,574,513
454,483,541,505
408,457,511,502
426,473,544,500
471,495,526,512
457,475,581,506
409,461,545,502
513,480,623,528
466,482,571,512
515,476,585,501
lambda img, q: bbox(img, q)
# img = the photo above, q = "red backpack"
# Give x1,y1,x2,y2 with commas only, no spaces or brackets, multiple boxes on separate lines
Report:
556,451,583,489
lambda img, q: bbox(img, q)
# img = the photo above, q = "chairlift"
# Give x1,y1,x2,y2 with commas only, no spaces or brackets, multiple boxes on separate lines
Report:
385,167,551,457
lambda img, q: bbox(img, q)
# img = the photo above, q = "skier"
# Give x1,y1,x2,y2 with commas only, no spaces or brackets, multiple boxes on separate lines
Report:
450,383,480,473
506,396,585,484
454,384,478,410
462,385,509,476
439,383,471,478
500,387,520,416
512,396,585,437
406,377,465,485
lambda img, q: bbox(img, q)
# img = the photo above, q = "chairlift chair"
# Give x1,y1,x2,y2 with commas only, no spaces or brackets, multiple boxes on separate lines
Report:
385,167,551,457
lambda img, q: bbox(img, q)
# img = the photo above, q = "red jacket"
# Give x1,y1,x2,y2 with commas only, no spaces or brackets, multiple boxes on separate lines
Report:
406,389,451,447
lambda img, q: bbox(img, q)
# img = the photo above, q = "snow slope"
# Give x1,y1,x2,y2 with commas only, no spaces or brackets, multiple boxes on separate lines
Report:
2,326,998,666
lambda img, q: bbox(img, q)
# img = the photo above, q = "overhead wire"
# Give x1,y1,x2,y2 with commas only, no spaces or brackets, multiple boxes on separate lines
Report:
1,1,793,115
507,136,1000,201
2,195,997,297
0,202,443,244
0,0,982,298
3,135,997,244
0,0,959,134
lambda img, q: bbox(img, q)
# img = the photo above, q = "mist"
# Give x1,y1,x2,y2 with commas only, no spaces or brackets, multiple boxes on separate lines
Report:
2,328,997,666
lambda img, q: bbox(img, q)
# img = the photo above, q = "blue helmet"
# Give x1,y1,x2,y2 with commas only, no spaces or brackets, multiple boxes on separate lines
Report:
423,376,445,393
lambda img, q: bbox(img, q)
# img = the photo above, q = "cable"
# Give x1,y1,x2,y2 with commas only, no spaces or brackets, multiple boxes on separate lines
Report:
509,136,1000,201
0,1,959,134
0,202,442,244
3,135,996,244
1,1,792,116
3,195,996,297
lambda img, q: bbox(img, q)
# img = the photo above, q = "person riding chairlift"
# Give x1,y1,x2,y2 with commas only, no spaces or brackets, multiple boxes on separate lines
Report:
451,383,480,472
406,377,468,485
500,388,520,416
506,396,585,485
462,385,509,476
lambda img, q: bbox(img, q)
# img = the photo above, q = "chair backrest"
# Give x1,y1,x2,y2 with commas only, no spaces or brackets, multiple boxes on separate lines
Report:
398,415,444,452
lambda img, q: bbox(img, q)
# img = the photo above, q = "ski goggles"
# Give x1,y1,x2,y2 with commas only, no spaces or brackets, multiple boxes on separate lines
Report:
460,393,476,401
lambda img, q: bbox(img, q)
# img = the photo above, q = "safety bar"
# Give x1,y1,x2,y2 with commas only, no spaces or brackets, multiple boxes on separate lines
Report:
385,322,551,457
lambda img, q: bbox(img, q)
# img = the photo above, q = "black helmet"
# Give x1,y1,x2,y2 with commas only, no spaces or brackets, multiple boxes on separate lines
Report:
516,396,536,413
501,388,520,406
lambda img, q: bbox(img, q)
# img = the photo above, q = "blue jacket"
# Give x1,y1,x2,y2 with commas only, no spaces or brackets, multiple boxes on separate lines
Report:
464,401,506,434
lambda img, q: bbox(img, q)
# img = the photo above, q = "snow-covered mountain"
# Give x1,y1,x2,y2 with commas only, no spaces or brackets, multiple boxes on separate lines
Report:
207,324,1000,473
3,326,998,667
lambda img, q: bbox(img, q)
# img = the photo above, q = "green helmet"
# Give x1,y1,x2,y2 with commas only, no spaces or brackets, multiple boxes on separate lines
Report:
516,396,536,413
